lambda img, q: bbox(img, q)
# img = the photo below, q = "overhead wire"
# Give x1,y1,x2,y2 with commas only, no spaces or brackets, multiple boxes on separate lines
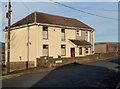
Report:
21,2,32,13
49,1,118,12
50,0,119,21
2,4,7,25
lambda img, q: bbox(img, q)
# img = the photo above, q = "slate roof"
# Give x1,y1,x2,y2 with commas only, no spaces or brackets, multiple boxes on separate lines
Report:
11,12,93,29
69,39,92,47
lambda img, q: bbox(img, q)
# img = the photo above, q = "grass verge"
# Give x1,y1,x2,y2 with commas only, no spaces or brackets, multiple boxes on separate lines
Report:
0,67,38,76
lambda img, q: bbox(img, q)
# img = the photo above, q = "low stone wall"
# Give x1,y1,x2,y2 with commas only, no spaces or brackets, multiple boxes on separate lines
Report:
9,61,34,71
36,52,119,68
36,57,53,67
2,61,35,73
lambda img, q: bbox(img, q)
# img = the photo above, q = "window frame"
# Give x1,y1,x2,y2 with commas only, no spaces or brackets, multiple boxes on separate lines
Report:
79,47,82,55
61,45,66,56
85,31,90,42
43,44,49,57
43,26,48,39
76,30,81,36
61,29,65,41
86,48,90,55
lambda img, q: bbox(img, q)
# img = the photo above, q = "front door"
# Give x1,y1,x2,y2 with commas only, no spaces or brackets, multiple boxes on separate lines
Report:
71,48,75,57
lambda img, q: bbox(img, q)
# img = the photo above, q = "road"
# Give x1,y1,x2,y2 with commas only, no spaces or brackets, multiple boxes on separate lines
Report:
2,57,120,89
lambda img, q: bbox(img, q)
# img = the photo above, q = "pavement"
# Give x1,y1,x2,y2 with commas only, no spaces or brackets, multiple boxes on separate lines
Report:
2,57,120,89
1,67,54,79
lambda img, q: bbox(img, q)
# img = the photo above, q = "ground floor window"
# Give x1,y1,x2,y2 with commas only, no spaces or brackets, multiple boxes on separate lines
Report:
86,48,90,55
79,47,82,55
43,45,49,56
61,45,66,56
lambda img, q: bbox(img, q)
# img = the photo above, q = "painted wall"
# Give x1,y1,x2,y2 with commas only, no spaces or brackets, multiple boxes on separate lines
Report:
5,25,94,66
76,30,94,55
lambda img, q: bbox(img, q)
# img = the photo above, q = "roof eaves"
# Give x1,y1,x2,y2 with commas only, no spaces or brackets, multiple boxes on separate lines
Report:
5,22,94,31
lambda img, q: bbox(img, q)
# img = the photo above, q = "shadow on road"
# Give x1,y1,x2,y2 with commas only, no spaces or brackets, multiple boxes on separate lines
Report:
109,57,120,64
29,62,120,89
109,57,120,69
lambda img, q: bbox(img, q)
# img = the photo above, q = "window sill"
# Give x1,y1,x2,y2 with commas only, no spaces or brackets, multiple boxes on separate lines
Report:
43,38,48,40
61,40,66,41
61,55,66,56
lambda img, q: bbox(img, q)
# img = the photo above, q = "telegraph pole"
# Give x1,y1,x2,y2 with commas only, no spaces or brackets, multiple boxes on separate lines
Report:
6,0,12,74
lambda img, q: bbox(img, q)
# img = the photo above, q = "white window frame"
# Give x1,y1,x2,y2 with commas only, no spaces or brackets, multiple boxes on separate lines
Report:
61,45,66,56
79,47,82,55
86,48,90,55
85,31,90,42
43,45,49,57
76,30,81,36
61,29,65,41
43,27,48,39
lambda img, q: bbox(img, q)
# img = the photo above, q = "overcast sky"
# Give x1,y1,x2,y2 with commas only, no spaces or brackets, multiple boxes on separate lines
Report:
1,1,118,42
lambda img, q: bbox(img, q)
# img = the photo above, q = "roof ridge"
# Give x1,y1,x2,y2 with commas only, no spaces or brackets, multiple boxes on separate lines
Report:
35,11,76,20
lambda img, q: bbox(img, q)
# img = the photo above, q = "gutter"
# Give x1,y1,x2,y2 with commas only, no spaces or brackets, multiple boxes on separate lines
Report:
3,22,95,32
77,45,93,48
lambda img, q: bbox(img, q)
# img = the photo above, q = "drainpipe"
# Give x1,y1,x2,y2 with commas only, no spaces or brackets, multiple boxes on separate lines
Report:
93,31,95,54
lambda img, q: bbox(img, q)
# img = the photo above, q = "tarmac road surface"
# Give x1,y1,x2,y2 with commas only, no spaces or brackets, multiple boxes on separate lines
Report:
2,57,120,89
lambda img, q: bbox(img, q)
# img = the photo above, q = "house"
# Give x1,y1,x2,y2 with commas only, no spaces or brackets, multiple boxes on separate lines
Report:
5,12,95,67
95,42,118,53
0,42,5,63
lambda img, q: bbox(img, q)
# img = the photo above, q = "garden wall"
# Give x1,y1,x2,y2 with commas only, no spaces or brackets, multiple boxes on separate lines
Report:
36,52,119,68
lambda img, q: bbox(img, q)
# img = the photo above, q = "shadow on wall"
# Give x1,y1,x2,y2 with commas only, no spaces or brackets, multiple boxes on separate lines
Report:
29,62,120,89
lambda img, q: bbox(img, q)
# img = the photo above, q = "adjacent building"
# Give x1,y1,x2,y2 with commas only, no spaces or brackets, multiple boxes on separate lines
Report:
0,42,5,63
5,12,95,66
95,42,118,53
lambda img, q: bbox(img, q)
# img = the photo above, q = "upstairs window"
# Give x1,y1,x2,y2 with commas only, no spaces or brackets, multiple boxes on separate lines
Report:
76,30,81,36
43,27,48,39
61,29,65,41
85,31,90,42
43,45,49,56
61,45,66,56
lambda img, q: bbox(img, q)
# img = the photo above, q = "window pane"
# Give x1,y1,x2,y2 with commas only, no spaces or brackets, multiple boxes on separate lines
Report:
61,29,65,40
62,29,65,33
85,31,89,42
61,48,65,56
61,33,65,40
43,31,48,39
43,27,48,31
43,27,48,39
76,30,79,36
79,47,82,55
43,45,48,56
61,45,66,56
86,48,89,55
43,49,48,56
76,33,79,36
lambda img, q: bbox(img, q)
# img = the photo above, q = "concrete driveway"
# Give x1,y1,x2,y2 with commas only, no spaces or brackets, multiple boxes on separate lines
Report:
2,57,120,89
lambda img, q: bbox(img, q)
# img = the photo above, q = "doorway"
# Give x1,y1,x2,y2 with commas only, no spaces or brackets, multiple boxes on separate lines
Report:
71,48,75,57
